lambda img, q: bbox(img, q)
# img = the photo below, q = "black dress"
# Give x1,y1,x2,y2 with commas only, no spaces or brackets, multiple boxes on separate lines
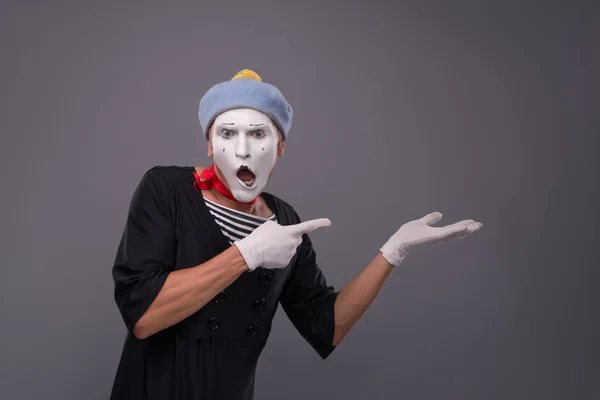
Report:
110,166,338,400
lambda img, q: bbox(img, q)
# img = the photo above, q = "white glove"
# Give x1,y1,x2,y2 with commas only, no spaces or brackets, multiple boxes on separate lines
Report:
235,218,331,271
380,212,482,267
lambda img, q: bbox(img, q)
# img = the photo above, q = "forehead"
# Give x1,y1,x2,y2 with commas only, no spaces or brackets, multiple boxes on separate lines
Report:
213,108,272,126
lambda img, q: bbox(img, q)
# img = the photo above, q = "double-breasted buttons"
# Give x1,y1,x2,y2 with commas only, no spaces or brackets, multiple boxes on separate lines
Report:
214,291,227,304
252,298,266,311
207,316,221,330
258,271,272,284
246,324,258,336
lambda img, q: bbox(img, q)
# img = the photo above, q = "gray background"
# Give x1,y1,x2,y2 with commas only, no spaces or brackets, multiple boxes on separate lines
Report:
1,0,599,399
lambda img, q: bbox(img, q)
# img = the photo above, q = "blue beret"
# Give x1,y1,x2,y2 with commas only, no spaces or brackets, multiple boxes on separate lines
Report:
198,72,293,140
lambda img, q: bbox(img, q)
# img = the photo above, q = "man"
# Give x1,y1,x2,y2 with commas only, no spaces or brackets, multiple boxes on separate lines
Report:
109,69,482,400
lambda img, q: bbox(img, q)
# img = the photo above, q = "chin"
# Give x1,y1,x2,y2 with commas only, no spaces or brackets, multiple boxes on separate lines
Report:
231,188,262,203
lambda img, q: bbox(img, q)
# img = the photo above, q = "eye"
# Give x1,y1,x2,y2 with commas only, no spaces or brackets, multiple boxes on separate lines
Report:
251,129,265,138
220,129,233,138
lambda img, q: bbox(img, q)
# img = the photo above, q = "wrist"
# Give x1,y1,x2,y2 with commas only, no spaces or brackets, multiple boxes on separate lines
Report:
379,243,409,267
232,240,257,271
229,244,252,272
377,252,396,269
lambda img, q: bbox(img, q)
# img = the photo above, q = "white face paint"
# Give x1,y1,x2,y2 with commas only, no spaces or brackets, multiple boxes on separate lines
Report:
211,108,279,203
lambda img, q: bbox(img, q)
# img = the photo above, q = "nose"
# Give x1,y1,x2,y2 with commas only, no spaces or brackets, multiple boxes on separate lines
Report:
235,135,250,159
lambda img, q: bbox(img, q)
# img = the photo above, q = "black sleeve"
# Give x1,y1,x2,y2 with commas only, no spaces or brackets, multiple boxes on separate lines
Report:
112,167,177,334
279,228,339,360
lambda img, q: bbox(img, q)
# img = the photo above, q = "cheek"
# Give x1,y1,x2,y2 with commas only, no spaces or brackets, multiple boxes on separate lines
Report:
256,139,277,155
213,138,232,154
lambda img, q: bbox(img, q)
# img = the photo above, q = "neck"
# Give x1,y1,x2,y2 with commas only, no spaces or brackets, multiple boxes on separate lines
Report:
207,186,259,214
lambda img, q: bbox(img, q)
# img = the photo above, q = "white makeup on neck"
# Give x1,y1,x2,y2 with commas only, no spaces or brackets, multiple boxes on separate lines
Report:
211,108,279,203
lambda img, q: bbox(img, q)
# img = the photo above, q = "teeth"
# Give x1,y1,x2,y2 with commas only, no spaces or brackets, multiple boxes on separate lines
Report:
238,176,255,187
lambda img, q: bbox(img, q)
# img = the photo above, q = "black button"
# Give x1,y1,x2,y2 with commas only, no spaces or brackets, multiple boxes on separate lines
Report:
214,291,227,304
258,271,272,284
252,298,266,311
246,324,258,336
207,316,221,330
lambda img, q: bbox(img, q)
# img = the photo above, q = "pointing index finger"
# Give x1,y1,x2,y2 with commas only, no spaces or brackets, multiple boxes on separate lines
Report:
286,218,332,235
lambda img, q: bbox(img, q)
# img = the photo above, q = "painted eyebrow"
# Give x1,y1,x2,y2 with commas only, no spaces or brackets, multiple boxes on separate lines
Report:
217,123,266,129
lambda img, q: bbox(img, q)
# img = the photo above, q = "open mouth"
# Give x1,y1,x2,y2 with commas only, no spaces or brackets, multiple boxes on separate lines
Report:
236,165,256,187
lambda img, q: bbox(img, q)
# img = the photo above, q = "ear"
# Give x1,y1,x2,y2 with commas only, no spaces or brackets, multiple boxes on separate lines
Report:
277,137,285,157
275,126,285,157
207,126,214,157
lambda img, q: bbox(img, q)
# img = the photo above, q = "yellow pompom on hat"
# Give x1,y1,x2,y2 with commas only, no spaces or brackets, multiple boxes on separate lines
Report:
231,69,262,82
198,69,293,140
